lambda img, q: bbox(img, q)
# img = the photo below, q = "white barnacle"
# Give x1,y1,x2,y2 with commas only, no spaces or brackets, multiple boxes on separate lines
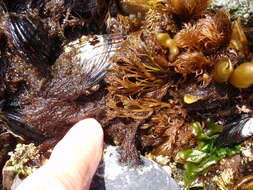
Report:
63,33,124,87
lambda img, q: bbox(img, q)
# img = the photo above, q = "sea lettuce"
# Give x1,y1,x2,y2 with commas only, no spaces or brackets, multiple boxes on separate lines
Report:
176,121,241,187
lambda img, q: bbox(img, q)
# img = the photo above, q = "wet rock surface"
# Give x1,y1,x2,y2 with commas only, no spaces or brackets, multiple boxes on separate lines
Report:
209,0,253,25
208,0,253,50
90,146,180,190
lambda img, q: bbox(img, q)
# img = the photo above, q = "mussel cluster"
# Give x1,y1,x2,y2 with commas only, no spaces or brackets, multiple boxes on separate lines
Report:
0,0,116,139
0,0,253,189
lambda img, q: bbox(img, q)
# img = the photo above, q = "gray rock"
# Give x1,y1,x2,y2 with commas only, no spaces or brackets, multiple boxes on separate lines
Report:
208,0,253,26
208,0,253,50
90,146,180,190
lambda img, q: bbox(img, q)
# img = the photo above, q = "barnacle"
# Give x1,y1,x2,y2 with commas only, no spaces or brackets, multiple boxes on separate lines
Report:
208,0,253,26
212,168,235,190
174,10,232,54
2,143,41,190
170,0,210,20
0,132,18,178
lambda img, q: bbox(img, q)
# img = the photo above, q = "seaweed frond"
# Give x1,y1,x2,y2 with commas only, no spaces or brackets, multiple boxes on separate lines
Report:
142,9,177,33
176,121,241,187
106,31,172,97
106,94,171,120
119,0,169,14
105,29,196,160
175,10,232,54
228,19,249,57
170,0,210,20
169,51,211,74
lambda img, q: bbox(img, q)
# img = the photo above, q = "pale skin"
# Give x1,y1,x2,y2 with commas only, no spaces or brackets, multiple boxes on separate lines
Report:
16,118,104,190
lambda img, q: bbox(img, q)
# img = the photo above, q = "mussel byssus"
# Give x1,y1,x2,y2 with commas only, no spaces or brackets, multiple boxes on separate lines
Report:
1,33,124,140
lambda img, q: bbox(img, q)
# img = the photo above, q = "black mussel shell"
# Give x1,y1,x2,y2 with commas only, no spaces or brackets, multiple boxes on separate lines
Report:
0,1,5,14
64,0,107,18
216,115,253,146
1,102,45,142
0,59,7,98
42,33,124,100
77,34,123,87
8,14,57,70
5,112,45,142
2,0,45,14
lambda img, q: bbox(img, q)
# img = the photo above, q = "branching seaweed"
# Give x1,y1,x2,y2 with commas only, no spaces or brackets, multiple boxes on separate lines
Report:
105,4,247,163
175,10,232,55
170,0,210,20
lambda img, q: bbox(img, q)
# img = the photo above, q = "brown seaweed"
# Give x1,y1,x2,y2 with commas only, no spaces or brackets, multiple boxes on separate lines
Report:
168,51,211,74
0,2,253,188
174,10,232,55
104,4,253,165
142,9,177,33
17,33,121,137
170,0,210,20
105,30,196,160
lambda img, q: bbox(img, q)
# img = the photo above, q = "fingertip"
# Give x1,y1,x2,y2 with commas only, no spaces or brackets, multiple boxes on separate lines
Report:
46,118,104,189
51,118,104,157
74,118,104,140
16,118,104,190
54,118,104,148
